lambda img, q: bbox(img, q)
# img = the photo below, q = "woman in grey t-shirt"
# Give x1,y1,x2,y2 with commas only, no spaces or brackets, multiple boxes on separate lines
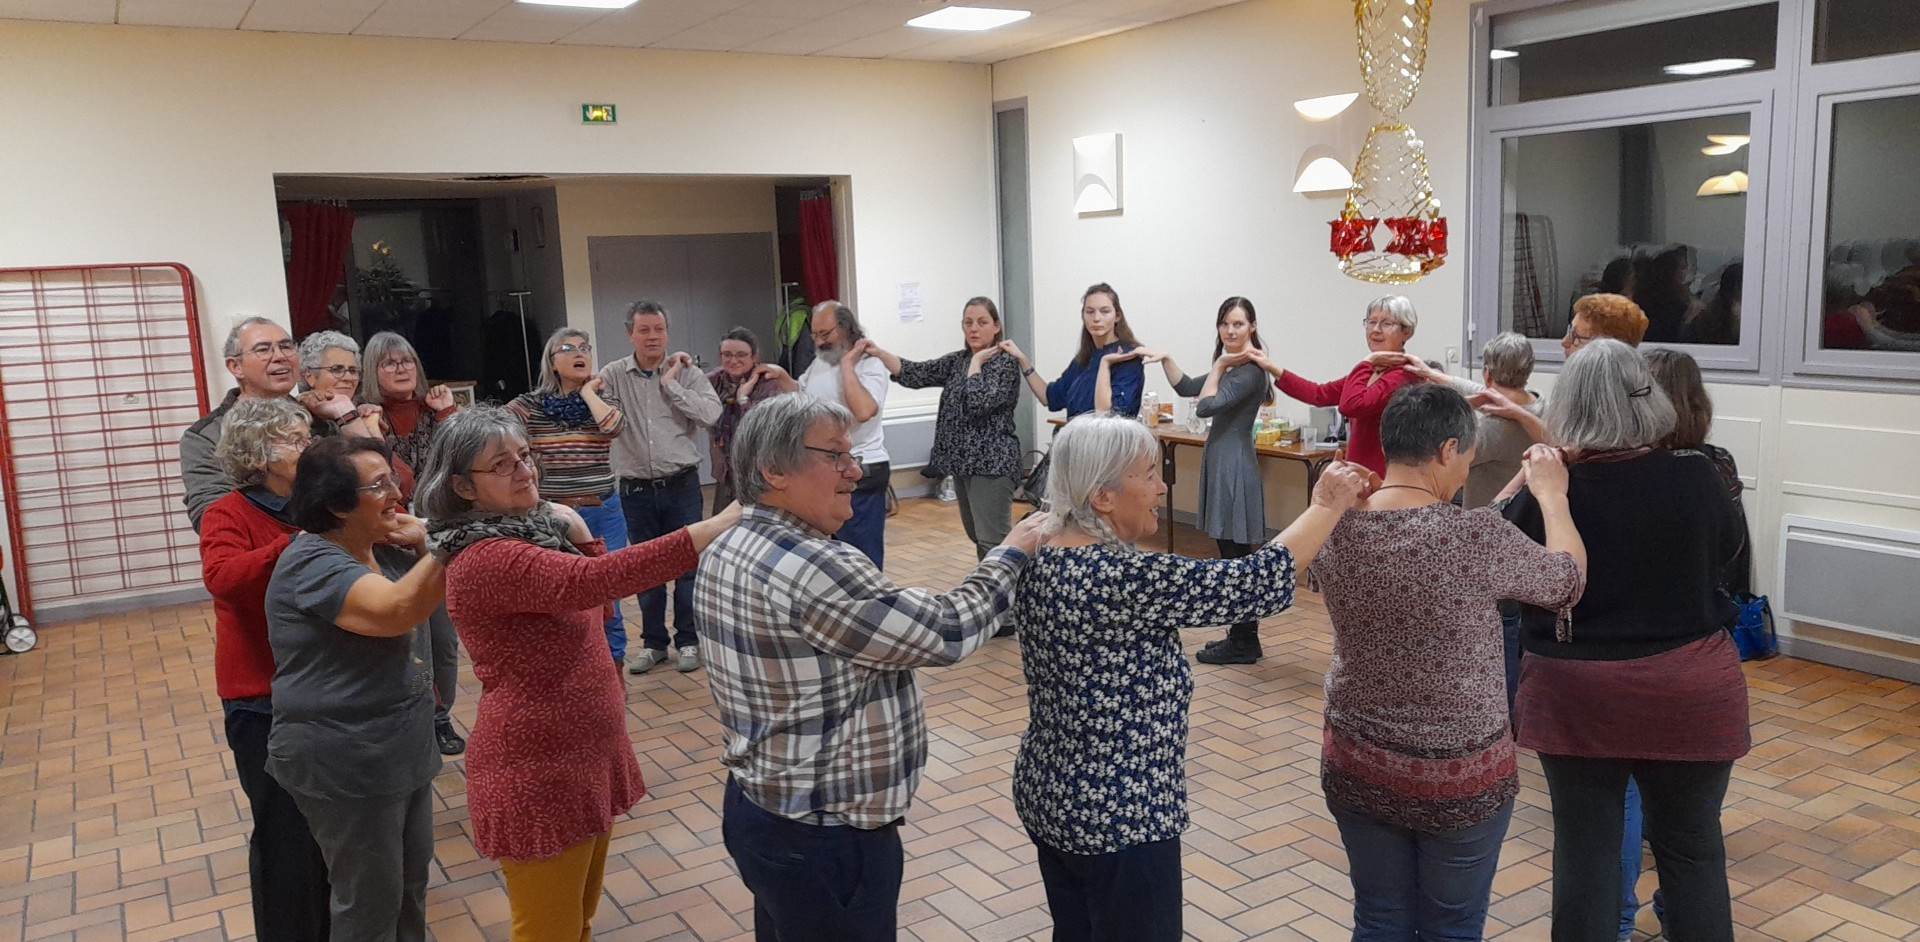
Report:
266,435,447,942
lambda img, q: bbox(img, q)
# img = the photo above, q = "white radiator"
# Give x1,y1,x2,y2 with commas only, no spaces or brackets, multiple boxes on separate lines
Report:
1777,514,1920,646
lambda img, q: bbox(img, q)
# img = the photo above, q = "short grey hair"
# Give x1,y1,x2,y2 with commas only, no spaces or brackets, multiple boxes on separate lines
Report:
1546,339,1675,452
534,327,593,397
215,397,310,486
1367,295,1418,334
222,316,281,359
730,392,854,506
1481,331,1535,388
624,300,669,332
1044,412,1159,552
811,300,865,343
358,331,423,403
414,404,531,521
297,330,359,373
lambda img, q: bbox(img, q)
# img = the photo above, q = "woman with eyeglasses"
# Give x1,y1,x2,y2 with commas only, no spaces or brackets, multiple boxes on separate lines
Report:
264,435,450,942
295,330,385,442
358,331,459,472
417,406,739,941
504,328,632,665
1246,296,1426,476
706,326,795,513
200,397,330,942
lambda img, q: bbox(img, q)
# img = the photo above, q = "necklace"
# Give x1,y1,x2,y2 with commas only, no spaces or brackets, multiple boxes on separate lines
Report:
1375,483,1443,501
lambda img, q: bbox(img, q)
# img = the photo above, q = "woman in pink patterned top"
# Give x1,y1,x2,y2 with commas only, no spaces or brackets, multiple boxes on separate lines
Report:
416,406,740,942
1311,384,1586,939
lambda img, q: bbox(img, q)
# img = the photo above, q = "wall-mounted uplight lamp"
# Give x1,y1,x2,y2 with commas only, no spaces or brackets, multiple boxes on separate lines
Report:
1073,132,1123,216
1291,93,1361,197
1696,170,1749,197
1700,134,1750,156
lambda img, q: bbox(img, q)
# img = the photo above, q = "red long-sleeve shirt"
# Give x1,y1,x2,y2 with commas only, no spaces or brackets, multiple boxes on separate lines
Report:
1273,361,1417,475
199,491,298,701
444,529,698,861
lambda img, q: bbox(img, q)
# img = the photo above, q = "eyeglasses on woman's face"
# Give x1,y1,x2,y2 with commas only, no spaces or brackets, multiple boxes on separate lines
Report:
320,364,361,379
356,475,401,498
378,358,417,373
470,449,537,477
270,432,313,454
555,341,593,356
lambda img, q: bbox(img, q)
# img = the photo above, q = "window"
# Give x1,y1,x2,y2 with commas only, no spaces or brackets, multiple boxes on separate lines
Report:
1818,94,1920,353
1813,0,1920,63
1489,1,1777,105
1497,114,1752,347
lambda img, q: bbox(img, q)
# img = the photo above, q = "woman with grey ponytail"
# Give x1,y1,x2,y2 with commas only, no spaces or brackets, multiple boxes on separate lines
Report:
1011,412,1377,940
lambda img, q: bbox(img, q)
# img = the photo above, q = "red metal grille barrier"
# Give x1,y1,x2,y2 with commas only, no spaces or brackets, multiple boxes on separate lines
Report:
0,263,211,622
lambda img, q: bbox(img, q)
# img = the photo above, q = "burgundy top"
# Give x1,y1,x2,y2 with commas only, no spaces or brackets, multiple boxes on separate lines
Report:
199,491,298,700
445,529,698,861
1313,503,1583,831
1516,630,1751,761
1273,362,1418,475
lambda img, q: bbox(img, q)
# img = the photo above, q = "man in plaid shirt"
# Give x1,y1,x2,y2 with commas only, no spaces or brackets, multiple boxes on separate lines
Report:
695,392,1046,941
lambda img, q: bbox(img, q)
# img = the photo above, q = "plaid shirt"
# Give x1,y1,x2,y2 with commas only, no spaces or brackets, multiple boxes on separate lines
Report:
694,505,1027,828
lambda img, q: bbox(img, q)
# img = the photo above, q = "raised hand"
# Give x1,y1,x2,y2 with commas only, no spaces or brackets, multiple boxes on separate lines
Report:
1365,350,1418,370
1310,461,1377,512
997,339,1030,365
1522,444,1571,500
383,512,430,551
1001,510,1058,556
1215,349,1253,371
753,363,792,383
847,338,875,363
582,375,606,398
299,389,356,421
424,384,456,412
1469,387,1526,421
662,352,693,381
1101,348,1143,367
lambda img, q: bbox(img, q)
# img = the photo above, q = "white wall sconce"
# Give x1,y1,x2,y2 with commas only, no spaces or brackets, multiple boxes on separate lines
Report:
1293,92,1359,122
1073,132,1122,216
1700,134,1750,156
1696,170,1749,197
1293,145,1355,194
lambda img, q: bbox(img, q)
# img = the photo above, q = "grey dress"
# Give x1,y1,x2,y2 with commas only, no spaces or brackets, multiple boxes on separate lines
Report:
1174,362,1268,544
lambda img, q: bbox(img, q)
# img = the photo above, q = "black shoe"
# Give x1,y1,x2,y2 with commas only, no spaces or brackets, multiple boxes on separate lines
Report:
1195,639,1262,665
435,720,467,756
1199,637,1231,654
993,623,1016,638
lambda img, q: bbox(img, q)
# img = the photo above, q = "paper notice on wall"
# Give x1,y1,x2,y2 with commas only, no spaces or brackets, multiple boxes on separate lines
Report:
897,282,923,323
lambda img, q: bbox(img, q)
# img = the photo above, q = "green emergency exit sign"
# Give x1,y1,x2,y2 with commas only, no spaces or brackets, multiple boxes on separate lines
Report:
582,103,617,124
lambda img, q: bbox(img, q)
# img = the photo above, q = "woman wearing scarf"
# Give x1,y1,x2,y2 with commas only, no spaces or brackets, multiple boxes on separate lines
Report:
504,328,631,664
706,326,795,513
417,405,739,942
358,331,459,472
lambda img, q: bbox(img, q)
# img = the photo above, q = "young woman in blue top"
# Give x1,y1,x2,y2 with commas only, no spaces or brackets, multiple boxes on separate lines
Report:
1000,282,1146,417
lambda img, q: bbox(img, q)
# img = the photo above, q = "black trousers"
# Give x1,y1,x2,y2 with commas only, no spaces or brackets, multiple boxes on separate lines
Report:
1034,837,1183,942
1216,539,1259,645
1538,755,1735,942
721,778,902,942
225,708,331,942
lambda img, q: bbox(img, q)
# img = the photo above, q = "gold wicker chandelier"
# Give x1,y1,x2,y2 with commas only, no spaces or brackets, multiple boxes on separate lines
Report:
1330,0,1447,284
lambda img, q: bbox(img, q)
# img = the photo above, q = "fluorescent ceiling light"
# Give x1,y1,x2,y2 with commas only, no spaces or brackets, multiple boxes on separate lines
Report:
516,0,640,8
1293,93,1359,122
906,6,1032,31
1293,157,1354,194
1696,170,1749,197
1662,57,1755,76
1488,48,1519,60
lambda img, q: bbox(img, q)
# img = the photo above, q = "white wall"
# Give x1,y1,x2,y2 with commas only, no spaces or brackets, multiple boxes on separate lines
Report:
0,20,997,613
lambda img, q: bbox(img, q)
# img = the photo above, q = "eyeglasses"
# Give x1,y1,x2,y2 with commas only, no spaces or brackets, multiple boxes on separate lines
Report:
555,342,593,355
470,451,537,477
270,433,313,453
356,476,401,498
377,358,416,372
320,365,361,378
803,445,861,470
1362,318,1401,331
244,340,297,360
1564,327,1596,349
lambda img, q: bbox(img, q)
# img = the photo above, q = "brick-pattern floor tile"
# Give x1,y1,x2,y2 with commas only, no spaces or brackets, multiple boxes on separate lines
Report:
3,498,1916,939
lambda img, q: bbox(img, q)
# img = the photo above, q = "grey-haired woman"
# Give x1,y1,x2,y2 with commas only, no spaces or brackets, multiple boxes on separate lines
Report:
1502,339,1750,942
295,330,384,441
358,331,459,471
1011,413,1374,941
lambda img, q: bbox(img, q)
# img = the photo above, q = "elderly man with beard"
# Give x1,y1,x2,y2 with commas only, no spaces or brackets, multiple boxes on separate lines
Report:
694,392,1046,942
797,301,892,566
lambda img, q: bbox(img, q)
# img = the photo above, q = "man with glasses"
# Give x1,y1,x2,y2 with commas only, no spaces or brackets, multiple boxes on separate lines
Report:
597,300,722,675
798,301,892,566
181,317,327,531
694,393,1045,942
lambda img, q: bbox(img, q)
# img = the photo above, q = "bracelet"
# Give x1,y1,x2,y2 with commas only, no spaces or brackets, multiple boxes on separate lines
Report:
1022,366,1036,377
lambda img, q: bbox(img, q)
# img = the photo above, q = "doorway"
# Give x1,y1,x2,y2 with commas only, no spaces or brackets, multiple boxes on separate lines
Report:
995,100,1036,453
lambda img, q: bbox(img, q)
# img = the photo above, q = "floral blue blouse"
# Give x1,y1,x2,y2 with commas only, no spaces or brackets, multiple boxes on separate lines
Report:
1012,540,1298,855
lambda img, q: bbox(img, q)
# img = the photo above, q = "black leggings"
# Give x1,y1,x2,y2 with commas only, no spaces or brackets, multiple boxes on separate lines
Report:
1538,755,1735,942
1216,540,1259,644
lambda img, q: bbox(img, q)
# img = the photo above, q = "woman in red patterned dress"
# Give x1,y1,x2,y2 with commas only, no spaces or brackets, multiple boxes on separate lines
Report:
415,405,739,942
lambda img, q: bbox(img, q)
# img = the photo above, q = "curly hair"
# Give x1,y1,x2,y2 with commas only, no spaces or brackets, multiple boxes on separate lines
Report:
1572,293,1650,347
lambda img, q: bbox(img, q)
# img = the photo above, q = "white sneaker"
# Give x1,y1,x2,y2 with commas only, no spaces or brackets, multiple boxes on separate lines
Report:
627,649,666,675
676,645,702,673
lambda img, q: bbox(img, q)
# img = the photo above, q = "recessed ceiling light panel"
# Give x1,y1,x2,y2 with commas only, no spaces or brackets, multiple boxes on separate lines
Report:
516,0,640,9
906,6,1032,31
1662,58,1756,76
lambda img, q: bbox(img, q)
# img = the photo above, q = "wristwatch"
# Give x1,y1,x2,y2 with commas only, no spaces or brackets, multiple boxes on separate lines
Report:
1021,366,1036,377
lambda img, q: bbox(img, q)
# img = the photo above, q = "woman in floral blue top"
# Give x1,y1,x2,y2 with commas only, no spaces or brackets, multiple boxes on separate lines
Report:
1013,413,1376,941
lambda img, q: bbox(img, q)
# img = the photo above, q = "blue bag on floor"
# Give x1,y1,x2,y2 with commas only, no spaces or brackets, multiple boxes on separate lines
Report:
1729,592,1778,661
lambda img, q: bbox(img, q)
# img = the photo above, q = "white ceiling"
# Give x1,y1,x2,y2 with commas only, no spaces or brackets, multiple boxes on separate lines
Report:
1,0,1249,63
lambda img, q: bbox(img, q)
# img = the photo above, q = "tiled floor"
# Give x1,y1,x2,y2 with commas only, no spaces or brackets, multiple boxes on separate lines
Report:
4,497,1920,941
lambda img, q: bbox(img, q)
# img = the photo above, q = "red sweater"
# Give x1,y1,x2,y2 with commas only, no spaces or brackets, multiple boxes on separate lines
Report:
1274,362,1418,475
445,529,698,861
199,491,298,701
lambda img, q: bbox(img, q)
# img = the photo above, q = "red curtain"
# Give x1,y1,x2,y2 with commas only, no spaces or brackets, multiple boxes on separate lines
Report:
798,191,839,308
281,201,355,338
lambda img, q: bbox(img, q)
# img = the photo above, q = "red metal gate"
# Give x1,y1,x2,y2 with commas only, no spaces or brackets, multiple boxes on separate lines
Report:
0,263,211,622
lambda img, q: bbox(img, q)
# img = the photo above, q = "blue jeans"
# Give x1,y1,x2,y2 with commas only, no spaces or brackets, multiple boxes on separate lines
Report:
1331,799,1514,941
834,462,889,568
619,471,702,652
1621,778,1668,936
576,492,630,663
1500,604,1523,720
721,777,902,942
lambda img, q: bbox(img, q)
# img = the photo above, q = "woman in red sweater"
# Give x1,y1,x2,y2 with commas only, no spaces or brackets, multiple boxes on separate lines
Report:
416,406,741,942
199,396,331,942
1249,295,1424,475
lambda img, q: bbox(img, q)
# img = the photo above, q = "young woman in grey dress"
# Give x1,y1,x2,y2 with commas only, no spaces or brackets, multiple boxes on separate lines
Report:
1137,296,1276,664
